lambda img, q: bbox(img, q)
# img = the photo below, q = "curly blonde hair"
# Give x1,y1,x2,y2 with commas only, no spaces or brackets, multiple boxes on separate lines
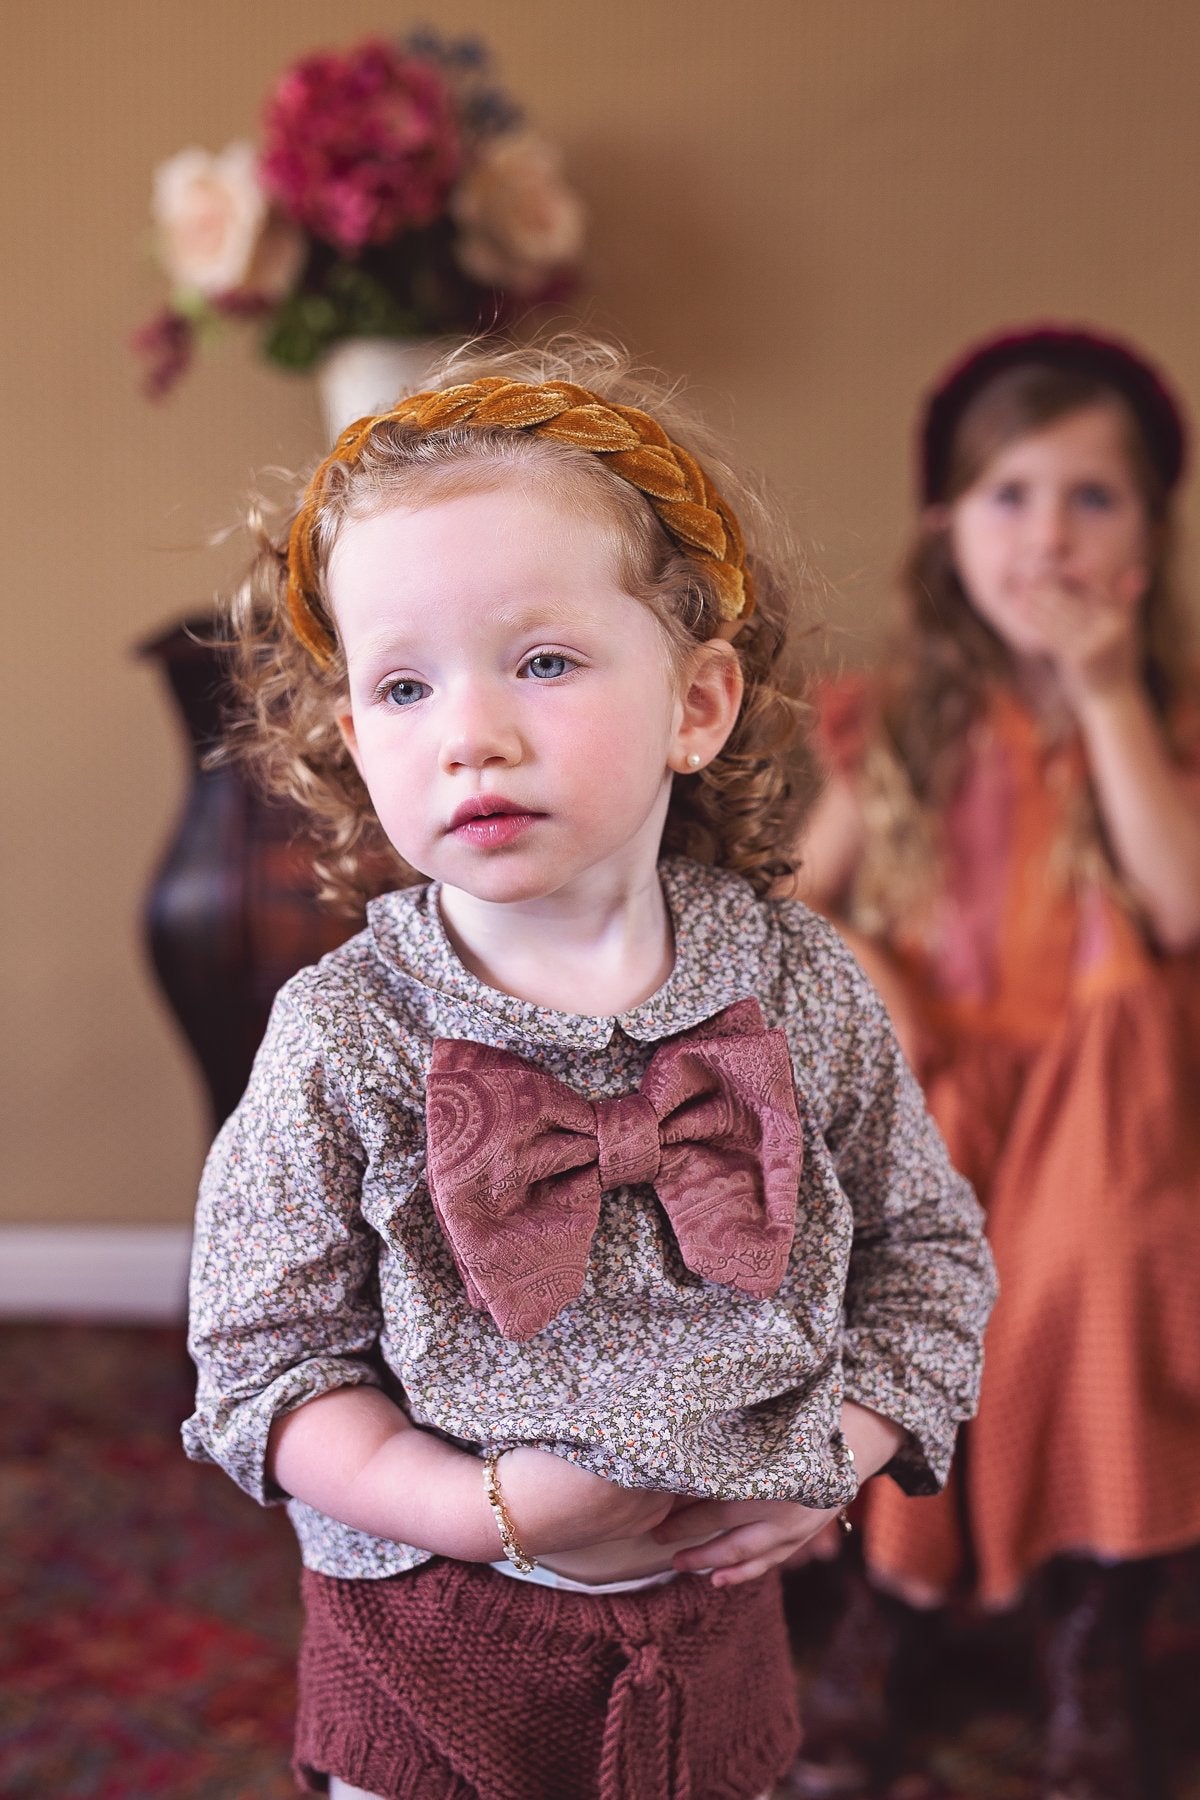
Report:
220,334,813,912
849,360,1196,937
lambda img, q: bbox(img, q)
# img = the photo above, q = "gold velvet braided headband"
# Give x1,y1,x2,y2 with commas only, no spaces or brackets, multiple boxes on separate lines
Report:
285,377,755,667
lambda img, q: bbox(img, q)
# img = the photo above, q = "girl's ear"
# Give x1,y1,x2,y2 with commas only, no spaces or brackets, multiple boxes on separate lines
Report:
924,503,950,534
669,639,744,775
335,704,365,778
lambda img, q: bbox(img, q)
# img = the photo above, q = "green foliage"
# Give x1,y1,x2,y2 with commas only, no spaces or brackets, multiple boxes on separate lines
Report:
264,264,424,371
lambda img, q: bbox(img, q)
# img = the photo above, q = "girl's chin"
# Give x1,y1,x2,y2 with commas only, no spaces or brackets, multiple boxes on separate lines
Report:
437,868,573,908
975,609,1052,660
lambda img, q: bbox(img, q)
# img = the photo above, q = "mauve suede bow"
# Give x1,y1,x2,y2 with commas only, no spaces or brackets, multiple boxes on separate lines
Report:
424,998,803,1341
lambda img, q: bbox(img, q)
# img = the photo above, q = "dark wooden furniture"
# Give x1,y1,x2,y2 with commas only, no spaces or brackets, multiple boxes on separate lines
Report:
139,617,361,1129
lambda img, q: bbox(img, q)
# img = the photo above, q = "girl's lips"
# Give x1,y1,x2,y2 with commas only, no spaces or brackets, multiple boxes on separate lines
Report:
450,811,539,849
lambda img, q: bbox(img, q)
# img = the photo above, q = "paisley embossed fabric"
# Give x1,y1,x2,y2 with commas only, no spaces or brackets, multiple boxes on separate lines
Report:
425,998,802,1340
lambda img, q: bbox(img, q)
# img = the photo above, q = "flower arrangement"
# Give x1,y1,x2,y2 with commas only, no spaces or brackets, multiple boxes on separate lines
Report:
133,30,586,396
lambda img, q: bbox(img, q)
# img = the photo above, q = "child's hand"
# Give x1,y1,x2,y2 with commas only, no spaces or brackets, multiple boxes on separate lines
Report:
780,1515,850,1568
495,1446,676,1557
651,1496,845,1588
1017,565,1146,704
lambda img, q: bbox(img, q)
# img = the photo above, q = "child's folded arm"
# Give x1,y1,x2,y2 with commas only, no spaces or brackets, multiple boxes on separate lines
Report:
654,1397,906,1589
266,1386,675,1560
183,976,389,1507
815,934,998,1494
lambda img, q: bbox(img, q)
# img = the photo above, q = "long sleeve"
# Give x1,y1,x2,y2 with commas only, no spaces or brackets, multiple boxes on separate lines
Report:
183,972,385,1505
778,908,997,1494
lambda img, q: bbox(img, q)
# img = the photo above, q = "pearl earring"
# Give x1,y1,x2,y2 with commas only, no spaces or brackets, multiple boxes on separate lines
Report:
686,753,702,769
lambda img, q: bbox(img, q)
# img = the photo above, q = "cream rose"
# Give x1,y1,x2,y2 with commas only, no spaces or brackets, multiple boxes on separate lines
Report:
151,142,303,300
451,131,585,294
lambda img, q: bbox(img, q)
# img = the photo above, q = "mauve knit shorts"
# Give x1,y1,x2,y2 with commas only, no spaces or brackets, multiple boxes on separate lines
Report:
294,1558,799,1800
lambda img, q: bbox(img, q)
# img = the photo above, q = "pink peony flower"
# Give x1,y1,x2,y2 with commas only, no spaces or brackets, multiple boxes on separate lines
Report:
151,143,303,301
451,131,585,296
260,39,462,254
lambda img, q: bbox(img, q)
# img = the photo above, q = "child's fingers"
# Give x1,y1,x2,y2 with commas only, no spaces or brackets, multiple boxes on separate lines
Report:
1018,579,1085,625
672,1519,820,1586
670,1522,771,1573
1023,569,1143,619
805,1519,847,1561
709,1554,779,1588
1114,562,1150,608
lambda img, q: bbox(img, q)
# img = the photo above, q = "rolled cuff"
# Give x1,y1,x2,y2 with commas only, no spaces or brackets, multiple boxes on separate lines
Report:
182,1357,384,1506
841,1331,980,1494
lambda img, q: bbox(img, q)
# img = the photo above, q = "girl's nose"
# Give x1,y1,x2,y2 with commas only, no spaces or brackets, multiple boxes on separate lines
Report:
1026,495,1073,561
438,685,522,772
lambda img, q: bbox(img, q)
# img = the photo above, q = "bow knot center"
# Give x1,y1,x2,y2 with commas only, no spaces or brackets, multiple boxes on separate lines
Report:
593,1093,662,1190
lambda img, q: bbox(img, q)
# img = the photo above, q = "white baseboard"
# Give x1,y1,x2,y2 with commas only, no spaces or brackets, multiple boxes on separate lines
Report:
0,1226,192,1323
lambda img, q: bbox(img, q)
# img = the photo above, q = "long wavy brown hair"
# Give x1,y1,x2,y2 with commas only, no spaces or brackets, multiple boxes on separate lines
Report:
219,334,813,912
850,362,1196,937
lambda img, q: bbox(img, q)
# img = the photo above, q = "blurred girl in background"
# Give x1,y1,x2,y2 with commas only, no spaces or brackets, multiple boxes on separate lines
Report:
792,326,1200,1800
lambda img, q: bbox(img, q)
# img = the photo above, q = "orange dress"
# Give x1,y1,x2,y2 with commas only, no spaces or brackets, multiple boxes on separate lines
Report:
823,683,1200,1608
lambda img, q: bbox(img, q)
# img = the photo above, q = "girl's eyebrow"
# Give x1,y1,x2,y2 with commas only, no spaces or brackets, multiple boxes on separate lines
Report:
350,597,595,669
489,597,595,635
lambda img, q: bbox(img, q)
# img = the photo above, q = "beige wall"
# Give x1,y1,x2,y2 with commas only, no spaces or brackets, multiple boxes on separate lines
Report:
4,0,1199,1226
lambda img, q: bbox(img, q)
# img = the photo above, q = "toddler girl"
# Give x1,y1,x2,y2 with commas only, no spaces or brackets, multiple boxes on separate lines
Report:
794,326,1200,1800
183,337,995,1800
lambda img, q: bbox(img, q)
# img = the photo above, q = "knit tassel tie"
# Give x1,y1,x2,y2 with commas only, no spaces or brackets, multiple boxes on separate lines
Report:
599,1641,691,1800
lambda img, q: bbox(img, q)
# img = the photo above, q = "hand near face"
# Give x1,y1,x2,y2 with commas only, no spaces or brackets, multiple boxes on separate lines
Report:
1015,562,1146,706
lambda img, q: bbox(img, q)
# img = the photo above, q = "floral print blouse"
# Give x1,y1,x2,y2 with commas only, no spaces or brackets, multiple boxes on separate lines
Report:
184,857,996,1578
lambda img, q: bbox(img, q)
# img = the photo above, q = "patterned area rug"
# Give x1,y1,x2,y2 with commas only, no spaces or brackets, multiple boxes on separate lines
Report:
1,1324,299,1798
1,1322,1197,1799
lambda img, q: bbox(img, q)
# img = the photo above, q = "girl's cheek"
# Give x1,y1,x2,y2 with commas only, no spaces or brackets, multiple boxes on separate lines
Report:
1114,562,1150,609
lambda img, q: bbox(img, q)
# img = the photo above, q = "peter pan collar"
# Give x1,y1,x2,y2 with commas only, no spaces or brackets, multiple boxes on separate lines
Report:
365,856,769,1052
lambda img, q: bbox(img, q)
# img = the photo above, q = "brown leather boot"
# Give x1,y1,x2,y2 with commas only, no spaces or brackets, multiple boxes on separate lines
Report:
1037,1556,1162,1800
785,1564,935,1798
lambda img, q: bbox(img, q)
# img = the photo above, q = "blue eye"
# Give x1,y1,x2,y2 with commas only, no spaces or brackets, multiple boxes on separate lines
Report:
382,678,430,708
1075,483,1116,511
521,653,573,680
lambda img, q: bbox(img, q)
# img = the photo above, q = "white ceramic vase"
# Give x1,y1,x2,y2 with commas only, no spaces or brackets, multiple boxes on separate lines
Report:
315,336,451,442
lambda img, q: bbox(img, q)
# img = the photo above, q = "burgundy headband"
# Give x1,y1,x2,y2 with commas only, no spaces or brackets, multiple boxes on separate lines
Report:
919,324,1188,504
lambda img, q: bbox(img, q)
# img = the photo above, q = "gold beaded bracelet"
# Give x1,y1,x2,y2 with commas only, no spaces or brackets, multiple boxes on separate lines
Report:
483,1451,538,1574
838,1436,857,1533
